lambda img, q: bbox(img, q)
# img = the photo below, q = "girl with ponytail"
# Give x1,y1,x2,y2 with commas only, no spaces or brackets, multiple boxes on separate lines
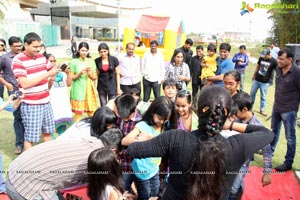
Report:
126,86,274,200
187,87,230,200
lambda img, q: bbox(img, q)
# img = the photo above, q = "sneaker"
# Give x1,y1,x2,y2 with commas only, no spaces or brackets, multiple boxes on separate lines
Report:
259,111,268,116
14,146,22,154
275,163,292,172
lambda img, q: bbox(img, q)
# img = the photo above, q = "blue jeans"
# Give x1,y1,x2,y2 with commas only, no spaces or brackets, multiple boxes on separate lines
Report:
142,77,161,102
135,173,160,200
270,110,297,166
237,70,245,91
0,83,4,98
0,154,5,193
13,105,24,148
122,173,135,192
250,80,269,112
230,160,251,197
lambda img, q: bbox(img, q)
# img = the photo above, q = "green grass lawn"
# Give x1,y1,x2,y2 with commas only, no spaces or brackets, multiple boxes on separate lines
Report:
0,46,299,181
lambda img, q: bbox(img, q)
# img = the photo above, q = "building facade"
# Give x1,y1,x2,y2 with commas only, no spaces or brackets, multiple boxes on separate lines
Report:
0,0,151,42
32,0,152,39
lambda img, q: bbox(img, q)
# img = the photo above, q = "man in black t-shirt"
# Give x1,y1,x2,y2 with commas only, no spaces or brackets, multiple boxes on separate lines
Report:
171,38,194,67
249,48,277,116
190,45,204,104
270,48,300,172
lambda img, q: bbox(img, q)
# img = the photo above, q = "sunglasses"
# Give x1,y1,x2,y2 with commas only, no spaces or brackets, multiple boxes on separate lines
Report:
49,60,56,63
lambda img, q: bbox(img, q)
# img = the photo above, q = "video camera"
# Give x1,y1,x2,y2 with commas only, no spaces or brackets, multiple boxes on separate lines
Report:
13,90,23,100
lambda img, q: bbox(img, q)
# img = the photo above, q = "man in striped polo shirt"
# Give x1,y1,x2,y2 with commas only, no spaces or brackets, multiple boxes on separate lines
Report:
12,32,61,150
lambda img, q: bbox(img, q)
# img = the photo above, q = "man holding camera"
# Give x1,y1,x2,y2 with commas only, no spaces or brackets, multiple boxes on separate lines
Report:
0,36,24,154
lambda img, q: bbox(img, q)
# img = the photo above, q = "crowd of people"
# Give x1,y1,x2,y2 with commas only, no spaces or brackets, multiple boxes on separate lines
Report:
0,33,299,200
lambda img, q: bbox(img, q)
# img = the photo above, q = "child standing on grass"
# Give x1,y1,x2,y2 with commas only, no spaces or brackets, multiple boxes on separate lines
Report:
201,43,219,87
121,96,174,200
48,54,73,138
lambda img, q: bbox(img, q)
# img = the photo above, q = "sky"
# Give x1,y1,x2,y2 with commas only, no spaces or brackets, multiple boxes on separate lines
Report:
148,0,275,41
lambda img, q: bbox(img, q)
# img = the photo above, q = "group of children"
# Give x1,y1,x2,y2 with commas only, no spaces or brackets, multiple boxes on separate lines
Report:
0,36,264,199
72,66,268,200
35,52,264,199
1,66,270,200
49,76,186,200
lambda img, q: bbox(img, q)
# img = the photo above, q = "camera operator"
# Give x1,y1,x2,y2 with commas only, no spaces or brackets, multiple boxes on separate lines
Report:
0,89,24,112
0,36,25,154
164,49,190,91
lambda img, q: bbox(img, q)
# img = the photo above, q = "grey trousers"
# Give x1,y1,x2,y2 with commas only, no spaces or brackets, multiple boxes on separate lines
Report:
6,176,60,200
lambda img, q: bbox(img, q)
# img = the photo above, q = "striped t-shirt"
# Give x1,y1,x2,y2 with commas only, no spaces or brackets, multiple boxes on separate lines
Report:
12,52,53,104
7,137,104,200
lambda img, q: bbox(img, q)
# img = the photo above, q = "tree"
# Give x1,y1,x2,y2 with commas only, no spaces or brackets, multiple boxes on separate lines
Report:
268,0,300,47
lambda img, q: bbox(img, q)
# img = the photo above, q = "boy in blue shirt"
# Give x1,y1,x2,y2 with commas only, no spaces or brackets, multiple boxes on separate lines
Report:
232,45,249,91
207,43,234,87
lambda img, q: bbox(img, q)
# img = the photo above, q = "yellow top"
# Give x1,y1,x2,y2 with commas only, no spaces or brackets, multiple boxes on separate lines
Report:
201,54,218,79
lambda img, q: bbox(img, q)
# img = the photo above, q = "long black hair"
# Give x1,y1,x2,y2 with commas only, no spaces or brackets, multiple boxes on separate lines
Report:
81,106,117,138
175,89,195,112
97,43,116,79
87,148,124,200
171,48,184,65
142,96,175,132
224,70,241,83
187,86,231,200
75,42,91,58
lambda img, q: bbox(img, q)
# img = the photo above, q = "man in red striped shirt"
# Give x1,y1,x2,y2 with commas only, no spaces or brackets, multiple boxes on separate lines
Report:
12,32,61,150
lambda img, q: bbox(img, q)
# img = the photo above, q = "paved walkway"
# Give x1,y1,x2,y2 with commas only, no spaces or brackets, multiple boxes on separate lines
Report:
46,39,119,58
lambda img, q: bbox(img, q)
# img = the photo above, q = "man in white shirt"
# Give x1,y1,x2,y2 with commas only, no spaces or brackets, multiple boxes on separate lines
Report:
268,42,280,85
141,40,165,101
118,42,141,94
270,42,280,59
